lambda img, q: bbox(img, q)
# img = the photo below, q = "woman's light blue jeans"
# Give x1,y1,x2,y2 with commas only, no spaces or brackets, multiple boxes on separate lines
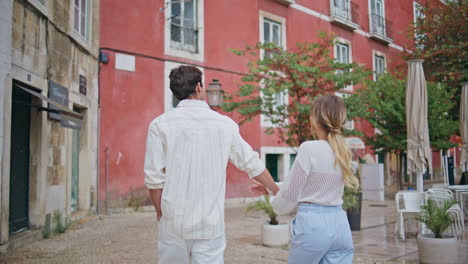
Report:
288,203,354,264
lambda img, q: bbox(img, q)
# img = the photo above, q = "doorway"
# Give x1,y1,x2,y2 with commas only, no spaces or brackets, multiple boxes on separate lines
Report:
9,83,32,235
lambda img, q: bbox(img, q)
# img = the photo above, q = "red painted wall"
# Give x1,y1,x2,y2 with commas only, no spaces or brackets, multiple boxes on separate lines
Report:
99,0,428,201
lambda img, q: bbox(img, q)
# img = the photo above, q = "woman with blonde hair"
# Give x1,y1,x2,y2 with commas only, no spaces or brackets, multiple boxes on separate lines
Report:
255,95,359,263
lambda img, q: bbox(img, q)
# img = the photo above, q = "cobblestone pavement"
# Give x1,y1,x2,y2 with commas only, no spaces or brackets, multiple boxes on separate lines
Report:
0,201,467,264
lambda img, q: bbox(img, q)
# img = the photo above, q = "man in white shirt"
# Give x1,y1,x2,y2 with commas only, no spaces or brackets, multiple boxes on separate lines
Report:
144,66,279,264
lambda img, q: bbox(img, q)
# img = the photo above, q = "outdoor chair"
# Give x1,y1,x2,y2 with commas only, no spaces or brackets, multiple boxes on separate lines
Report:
394,191,426,241
426,188,464,237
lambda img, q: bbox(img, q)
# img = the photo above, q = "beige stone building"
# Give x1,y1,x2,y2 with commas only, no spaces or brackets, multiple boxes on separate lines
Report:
0,0,99,251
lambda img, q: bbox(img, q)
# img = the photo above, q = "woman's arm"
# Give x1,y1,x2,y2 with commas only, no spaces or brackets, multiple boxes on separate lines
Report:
271,143,312,215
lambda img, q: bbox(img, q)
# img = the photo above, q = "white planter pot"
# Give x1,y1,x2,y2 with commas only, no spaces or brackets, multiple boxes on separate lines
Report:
417,234,458,264
261,223,289,247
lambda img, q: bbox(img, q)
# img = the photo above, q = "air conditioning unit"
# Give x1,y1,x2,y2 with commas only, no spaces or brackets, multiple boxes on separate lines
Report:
272,0,295,5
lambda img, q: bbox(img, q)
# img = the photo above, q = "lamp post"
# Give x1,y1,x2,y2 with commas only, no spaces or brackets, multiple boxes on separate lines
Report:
206,79,224,107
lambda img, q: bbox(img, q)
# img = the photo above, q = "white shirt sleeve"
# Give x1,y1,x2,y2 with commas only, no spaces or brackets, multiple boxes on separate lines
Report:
271,142,312,215
229,125,266,178
144,122,166,189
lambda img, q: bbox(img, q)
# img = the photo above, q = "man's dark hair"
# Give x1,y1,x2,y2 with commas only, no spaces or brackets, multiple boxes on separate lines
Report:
169,66,203,101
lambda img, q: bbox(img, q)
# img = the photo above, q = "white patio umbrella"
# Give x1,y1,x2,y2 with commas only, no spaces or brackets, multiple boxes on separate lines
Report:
346,137,365,149
406,60,432,192
460,83,468,172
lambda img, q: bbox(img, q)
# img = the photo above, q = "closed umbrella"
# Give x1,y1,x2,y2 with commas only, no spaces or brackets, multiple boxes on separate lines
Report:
406,59,432,192
460,83,468,172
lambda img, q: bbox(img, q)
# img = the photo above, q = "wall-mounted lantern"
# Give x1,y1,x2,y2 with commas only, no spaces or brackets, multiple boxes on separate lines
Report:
206,79,223,107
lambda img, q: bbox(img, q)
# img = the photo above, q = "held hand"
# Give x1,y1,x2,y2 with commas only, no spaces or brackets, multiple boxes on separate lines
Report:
249,181,268,196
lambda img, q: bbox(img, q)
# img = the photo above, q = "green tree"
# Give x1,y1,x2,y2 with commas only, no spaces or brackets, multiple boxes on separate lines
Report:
345,74,407,156
223,33,369,147
345,74,457,186
406,0,468,118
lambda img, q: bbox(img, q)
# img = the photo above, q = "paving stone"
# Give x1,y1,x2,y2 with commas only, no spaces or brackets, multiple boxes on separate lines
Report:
0,201,466,263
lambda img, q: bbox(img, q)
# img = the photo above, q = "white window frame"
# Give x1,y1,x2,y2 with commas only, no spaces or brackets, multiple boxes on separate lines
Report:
344,119,355,130
413,1,425,49
164,61,204,112
260,87,289,128
164,0,204,62
73,0,89,40
260,146,298,182
413,2,424,24
259,11,287,59
369,0,386,36
69,0,92,51
28,0,49,17
334,38,353,92
331,0,352,20
372,50,386,81
259,11,288,128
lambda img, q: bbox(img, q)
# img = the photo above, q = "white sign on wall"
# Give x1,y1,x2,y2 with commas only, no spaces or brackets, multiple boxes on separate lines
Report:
115,53,135,72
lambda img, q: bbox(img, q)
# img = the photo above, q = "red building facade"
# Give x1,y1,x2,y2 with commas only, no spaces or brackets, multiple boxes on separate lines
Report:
99,0,432,205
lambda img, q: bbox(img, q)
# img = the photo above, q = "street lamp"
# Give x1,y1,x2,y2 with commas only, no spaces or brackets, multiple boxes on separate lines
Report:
206,79,224,107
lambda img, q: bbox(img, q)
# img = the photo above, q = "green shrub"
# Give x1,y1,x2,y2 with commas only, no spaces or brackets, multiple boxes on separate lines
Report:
417,199,458,238
245,195,278,225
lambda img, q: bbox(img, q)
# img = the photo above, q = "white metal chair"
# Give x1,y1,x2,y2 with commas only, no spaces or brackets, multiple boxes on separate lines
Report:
426,188,464,237
394,191,426,241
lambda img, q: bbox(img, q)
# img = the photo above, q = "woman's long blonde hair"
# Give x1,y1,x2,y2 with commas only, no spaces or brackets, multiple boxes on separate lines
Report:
311,95,359,190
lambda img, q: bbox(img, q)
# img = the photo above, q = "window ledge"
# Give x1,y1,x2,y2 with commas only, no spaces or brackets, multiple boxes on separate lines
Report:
271,0,295,6
369,33,393,45
28,0,49,18
165,47,204,62
330,15,360,31
70,31,94,54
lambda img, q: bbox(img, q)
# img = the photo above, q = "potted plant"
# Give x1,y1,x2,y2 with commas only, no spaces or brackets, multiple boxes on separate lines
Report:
416,199,459,264
343,186,362,231
245,194,289,247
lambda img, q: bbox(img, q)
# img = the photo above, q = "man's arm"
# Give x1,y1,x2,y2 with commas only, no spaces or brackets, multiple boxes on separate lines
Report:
229,124,278,194
144,122,166,221
253,169,279,195
148,189,163,221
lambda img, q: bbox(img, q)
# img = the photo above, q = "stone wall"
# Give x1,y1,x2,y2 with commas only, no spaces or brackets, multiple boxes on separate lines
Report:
1,0,99,247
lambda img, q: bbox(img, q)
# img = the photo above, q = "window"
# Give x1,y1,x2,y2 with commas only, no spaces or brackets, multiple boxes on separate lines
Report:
263,18,282,58
370,0,386,36
344,120,354,130
266,154,280,182
38,0,46,4
170,0,198,53
413,2,424,24
260,88,288,127
259,12,287,127
335,42,353,91
332,0,352,20
336,43,350,64
413,2,425,49
74,0,89,40
374,54,385,80
261,147,297,182
260,11,286,59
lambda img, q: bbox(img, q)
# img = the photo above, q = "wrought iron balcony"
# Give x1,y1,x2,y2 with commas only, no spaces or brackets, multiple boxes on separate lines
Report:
369,13,393,44
330,0,360,30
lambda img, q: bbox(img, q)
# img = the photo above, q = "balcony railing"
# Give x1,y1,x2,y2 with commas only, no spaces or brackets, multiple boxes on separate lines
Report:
370,13,393,42
331,0,359,24
330,0,359,30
